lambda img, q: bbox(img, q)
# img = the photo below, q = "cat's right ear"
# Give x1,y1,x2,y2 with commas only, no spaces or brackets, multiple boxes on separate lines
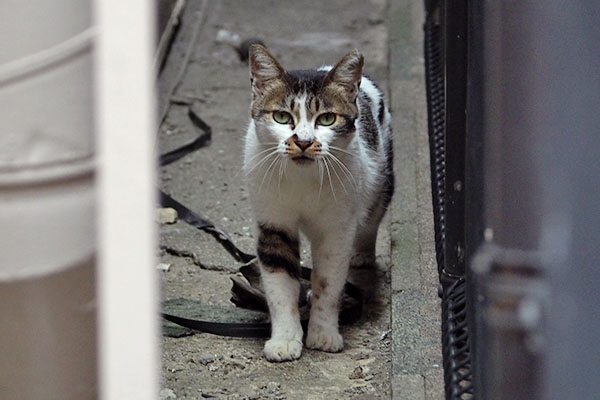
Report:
249,44,287,98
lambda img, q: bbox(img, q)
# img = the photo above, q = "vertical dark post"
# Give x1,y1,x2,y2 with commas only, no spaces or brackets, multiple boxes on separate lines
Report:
440,1,472,398
425,0,474,398
464,0,485,397
442,0,467,278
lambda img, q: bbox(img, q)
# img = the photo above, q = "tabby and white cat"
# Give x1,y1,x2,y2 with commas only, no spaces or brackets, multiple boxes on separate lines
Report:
243,45,393,361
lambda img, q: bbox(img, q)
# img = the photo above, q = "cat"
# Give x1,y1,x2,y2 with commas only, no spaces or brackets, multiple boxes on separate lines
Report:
243,45,394,361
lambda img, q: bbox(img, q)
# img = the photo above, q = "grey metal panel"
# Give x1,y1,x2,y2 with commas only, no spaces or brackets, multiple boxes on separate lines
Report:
477,1,600,399
530,3,600,399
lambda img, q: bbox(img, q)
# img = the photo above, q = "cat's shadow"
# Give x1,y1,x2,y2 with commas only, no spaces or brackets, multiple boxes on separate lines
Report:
231,260,389,327
347,262,389,323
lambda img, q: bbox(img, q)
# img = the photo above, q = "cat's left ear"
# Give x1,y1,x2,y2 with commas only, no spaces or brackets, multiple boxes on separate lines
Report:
323,49,364,99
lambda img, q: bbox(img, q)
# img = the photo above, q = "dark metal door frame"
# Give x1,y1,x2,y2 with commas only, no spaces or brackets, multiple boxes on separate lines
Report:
425,1,600,399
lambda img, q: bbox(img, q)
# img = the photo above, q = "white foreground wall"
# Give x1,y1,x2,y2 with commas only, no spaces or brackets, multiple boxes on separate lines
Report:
94,0,160,399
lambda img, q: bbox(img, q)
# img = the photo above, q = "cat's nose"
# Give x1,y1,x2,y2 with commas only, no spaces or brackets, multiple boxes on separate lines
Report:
292,136,313,151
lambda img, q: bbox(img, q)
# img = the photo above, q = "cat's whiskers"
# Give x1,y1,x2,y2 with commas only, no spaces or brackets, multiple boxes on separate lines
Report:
258,154,281,193
329,145,357,158
317,159,324,202
247,145,280,164
326,155,348,194
278,158,285,198
236,146,278,178
268,157,281,194
327,152,357,188
244,149,279,176
322,157,337,202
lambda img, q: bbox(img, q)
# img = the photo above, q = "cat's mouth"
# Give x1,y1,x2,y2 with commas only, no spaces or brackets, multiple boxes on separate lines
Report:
291,155,315,165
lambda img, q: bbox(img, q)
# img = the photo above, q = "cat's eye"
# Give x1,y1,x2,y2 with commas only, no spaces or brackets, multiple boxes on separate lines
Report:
273,111,292,124
316,113,336,126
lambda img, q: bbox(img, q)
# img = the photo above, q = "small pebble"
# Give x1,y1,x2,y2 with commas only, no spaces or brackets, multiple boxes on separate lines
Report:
349,366,366,380
157,263,171,272
228,359,246,369
157,207,178,224
197,354,220,365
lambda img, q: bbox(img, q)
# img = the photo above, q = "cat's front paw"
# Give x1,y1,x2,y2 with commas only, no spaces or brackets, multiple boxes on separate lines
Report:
306,324,344,353
263,338,303,362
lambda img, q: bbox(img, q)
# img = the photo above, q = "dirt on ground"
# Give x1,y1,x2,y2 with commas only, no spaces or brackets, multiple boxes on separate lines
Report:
158,1,394,399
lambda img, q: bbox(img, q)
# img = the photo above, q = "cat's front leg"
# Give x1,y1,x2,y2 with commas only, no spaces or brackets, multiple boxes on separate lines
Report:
306,227,355,352
257,223,303,362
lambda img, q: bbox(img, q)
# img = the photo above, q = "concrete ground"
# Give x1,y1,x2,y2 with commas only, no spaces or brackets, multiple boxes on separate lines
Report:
157,0,442,399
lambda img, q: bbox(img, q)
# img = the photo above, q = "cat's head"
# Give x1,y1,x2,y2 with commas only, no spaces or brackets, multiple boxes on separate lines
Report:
249,44,363,166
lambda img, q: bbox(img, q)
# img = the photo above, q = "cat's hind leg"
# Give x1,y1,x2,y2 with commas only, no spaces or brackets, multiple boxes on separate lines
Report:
350,173,394,269
351,204,386,269
257,223,304,362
